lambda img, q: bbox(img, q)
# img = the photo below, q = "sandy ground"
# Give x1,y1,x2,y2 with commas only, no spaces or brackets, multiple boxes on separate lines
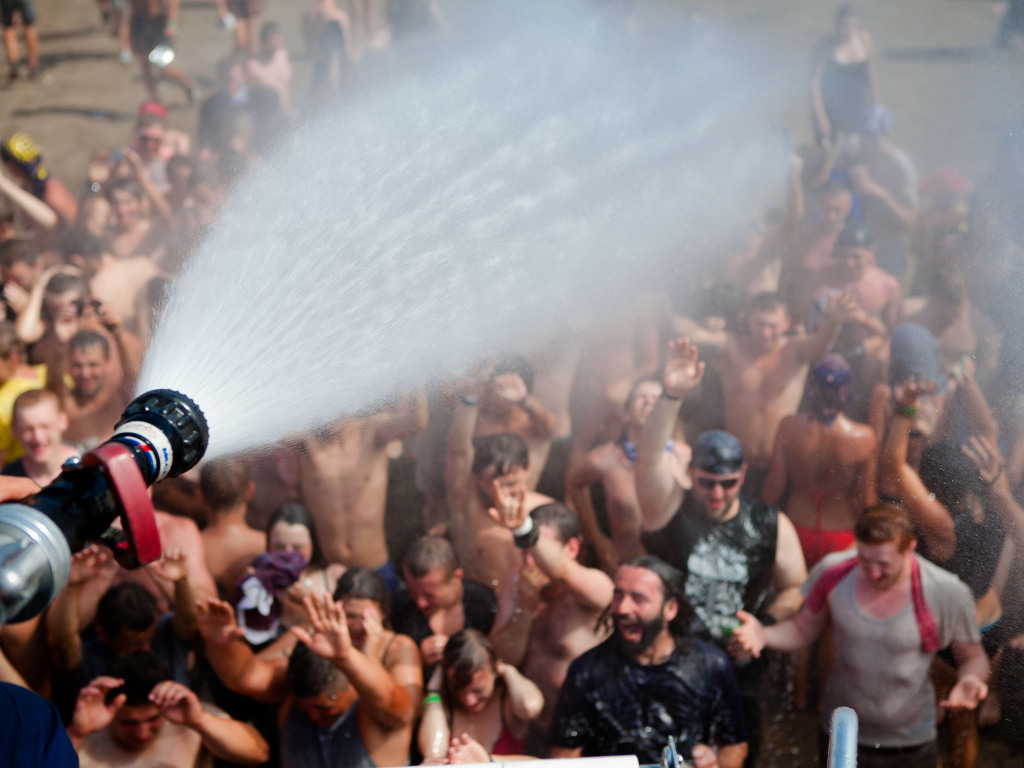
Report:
2,1,1024,766
1,0,1022,187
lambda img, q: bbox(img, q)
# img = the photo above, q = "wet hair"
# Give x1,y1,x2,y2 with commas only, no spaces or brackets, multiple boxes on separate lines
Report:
45,272,90,299
403,535,458,580
0,321,25,359
96,583,158,640
471,432,529,477
58,227,106,263
335,566,390,618
748,291,789,316
531,502,580,545
199,457,250,512
442,629,498,695
12,388,62,420
854,503,916,552
492,352,535,393
266,502,327,569
620,555,693,649
287,641,349,699
919,442,984,514
106,651,170,706
0,237,39,268
69,329,111,358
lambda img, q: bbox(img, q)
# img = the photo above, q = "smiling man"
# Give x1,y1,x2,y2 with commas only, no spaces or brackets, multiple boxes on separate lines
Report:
732,503,988,768
634,338,807,766
549,556,747,768
3,388,78,485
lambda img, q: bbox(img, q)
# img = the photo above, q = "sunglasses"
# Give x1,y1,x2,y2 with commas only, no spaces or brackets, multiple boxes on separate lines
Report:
696,476,740,490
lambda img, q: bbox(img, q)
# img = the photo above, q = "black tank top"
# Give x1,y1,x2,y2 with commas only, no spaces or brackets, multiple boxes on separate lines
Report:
642,496,778,649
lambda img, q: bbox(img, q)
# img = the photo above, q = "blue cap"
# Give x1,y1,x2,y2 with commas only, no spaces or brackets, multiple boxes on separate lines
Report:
889,323,941,385
691,431,744,475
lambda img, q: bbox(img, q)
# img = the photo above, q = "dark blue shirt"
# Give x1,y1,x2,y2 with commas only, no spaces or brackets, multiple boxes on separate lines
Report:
550,636,746,762
0,683,78,767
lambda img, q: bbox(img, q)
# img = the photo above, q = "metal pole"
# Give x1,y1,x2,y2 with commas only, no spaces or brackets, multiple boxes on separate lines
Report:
827,707,858,768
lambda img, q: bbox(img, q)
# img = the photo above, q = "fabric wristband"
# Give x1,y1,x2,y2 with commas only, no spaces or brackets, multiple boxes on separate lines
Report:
423,693,442,706
459,394,479,407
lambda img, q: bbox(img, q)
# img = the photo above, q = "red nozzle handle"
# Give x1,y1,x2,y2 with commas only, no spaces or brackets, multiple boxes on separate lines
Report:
82,442,162,568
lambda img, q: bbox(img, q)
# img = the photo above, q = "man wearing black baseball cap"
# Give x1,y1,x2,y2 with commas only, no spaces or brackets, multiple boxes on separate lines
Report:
634,338,807,766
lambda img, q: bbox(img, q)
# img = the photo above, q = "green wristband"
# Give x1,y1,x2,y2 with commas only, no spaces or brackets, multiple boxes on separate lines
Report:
423,693,442,706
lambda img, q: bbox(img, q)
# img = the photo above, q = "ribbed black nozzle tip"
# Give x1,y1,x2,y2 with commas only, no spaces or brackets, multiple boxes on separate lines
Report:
118,389,209,478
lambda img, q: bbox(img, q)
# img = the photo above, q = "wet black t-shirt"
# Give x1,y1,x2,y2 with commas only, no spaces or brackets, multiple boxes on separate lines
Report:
550,637,747,761
642,496,778,648
389,580,497,644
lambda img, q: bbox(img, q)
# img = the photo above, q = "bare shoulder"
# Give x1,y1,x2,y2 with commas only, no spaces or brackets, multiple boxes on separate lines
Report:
525,490,555,512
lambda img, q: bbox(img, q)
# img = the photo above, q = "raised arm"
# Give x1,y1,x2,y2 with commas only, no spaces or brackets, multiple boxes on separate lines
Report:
0,167,58,231
293,594,415,729
150,680,269,765
371,388,429,447
418,666,451,761
636,338,704,531
877,385,956,563
196,597,288,703
760,419,791,507
46,545,109,674
496,660,544,730
445,367,490,526
148,549,198,641
565,449,620,575
963,435,1024,555
490,492,614,612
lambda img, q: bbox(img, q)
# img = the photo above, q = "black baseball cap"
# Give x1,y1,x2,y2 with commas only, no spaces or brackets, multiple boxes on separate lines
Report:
691,431,744,475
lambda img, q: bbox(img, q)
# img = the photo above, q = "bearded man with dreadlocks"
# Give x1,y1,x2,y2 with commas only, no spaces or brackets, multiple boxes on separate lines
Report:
549,556,749,768
762,353,879,569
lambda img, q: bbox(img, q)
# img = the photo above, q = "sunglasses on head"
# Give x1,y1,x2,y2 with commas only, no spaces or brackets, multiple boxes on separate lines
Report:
696,476,740,490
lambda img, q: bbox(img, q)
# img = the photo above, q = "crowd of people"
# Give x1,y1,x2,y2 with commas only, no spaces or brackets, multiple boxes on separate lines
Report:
2,1,1024,767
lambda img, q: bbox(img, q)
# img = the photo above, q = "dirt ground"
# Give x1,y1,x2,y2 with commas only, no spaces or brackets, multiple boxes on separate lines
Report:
2,1,1024,766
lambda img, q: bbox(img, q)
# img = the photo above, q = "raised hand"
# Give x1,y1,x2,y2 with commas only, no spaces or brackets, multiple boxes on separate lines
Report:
150,680,204,727
940,675,989,711
196,596,244,646
488,479,528,530
3,282,28,314
149,548,189,583
491,372,528,404
292,593,354,664
360,606,386,660
68,544,111,587
962,435,1004,486
70,676,126,738
662,338,705,399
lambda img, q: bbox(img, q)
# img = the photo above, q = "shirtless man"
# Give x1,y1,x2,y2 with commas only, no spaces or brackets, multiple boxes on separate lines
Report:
780,178,853,322
813,221,902,411
566,377,690,573
295,390,427,589
447,369,553,593
58,328,140,454
61,227,162,338
390,535,496,668
489,502,613,756
198,457,266,598
2,388,78,485
762,354,877,568
68,652,268,767
474,355,558,491
673,291,851,497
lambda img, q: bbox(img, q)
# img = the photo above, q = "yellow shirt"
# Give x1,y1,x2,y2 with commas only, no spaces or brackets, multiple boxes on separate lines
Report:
0,364,46,463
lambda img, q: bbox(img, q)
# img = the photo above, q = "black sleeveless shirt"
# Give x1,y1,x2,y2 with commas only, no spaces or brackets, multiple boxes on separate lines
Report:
642,496,779,649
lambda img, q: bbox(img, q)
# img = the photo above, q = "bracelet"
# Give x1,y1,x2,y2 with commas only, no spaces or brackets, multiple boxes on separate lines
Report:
459,394,479,407
661,392,683,401
985,466,1004,487
86,181,103,194
512,516,539,548
423,693,442,706
895,404,917,419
